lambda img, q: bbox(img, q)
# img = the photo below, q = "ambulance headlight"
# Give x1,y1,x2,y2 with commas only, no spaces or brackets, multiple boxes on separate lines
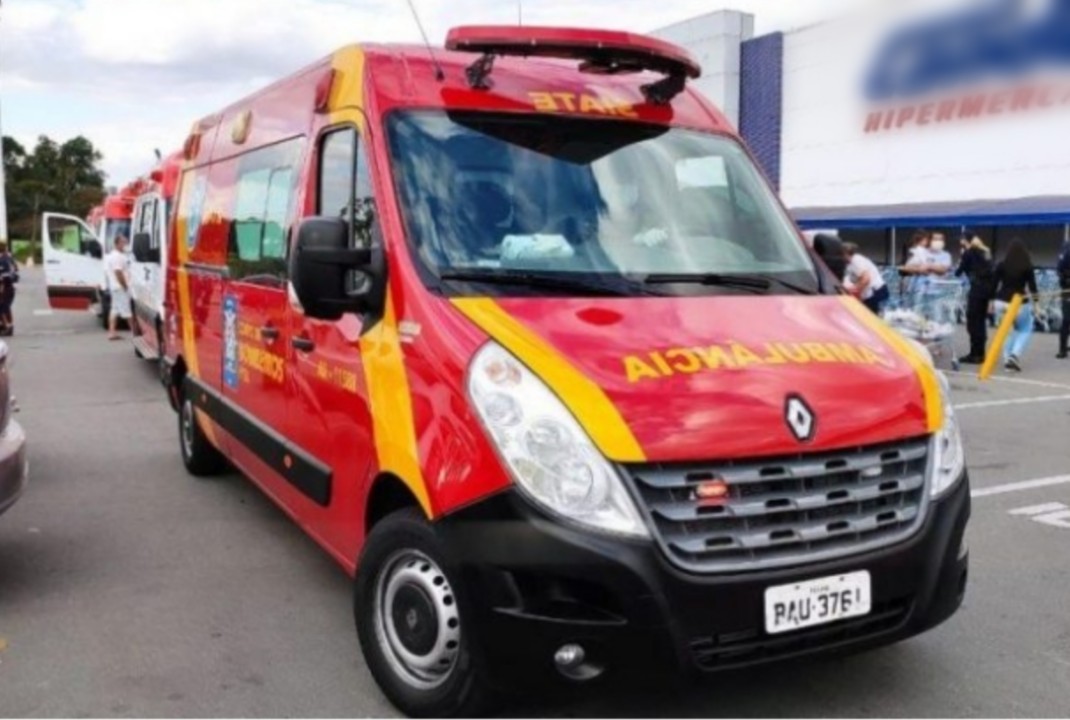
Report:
931,372,965,498
468,342,649,539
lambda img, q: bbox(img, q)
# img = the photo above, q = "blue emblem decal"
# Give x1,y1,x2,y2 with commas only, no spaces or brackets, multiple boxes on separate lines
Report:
223,294,240,389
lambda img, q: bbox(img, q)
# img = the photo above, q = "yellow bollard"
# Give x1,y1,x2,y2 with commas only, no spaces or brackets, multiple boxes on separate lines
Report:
979,293,1023,381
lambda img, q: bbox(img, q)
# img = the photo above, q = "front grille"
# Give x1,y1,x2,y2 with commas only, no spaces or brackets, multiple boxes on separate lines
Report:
689,598,912,671
623,437,931,573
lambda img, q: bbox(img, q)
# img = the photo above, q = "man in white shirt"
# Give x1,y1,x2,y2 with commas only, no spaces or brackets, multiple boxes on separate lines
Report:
105,235,132,341
844,243,889,314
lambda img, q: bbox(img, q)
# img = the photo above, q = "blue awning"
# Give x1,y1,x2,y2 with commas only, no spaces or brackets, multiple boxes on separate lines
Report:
792,195,1070,229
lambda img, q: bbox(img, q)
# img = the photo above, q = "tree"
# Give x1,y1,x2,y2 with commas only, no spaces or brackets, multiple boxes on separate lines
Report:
2,134,107,250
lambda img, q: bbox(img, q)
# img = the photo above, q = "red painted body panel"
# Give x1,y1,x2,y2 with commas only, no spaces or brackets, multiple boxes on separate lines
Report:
444,25,702,79
489,296,930,462
363,46,725,133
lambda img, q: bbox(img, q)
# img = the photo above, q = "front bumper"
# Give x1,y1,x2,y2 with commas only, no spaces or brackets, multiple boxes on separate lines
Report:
0,420,29,516
438,473,970,683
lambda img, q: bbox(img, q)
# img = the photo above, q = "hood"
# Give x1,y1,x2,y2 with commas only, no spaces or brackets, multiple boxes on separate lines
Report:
452,295,942,464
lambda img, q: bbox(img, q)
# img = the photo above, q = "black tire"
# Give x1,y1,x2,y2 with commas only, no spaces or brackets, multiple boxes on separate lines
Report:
99,292,111,329
355,508,496,718
156,328,169,385
178,389,226,477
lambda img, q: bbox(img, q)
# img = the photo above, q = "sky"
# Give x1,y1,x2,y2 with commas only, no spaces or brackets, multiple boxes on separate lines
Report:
0,0,859,187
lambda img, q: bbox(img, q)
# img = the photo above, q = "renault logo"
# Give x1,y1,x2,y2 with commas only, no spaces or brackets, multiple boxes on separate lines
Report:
785,395,816,443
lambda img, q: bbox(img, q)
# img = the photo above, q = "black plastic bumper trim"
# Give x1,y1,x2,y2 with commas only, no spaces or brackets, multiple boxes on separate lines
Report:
184,375,332,506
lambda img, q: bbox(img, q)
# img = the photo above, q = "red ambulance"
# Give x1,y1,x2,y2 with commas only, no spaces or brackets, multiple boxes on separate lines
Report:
163,27,970,717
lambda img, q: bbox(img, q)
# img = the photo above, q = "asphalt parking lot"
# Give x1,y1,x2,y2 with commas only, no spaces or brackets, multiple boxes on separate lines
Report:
1,267,1069,717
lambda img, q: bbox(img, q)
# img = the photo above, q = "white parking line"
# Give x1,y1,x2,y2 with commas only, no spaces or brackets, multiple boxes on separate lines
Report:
972,475,1070,499
1009,502,1066,516
955,394,1070,410
946,370,1070,392
32,309,54,316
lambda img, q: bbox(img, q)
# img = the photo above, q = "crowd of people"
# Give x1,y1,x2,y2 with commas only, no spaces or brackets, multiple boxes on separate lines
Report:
842,229,1070,374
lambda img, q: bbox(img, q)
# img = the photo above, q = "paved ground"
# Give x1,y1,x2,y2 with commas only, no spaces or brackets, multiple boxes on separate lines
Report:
1,267,1069,717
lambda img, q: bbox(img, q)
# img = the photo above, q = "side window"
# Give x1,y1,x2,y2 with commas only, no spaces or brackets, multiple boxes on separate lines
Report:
47,217,90,253
318,129,355,219
354,141,377,250
138,199,157,247
316,127,378,251
228,138,302,283
150,199,162,249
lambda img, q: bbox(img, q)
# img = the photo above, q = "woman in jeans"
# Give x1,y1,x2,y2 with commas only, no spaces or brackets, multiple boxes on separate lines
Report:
991,237,1039,372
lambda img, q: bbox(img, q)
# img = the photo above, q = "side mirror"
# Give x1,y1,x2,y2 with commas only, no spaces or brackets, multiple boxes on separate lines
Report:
813,233,847,282
83,239,103,260
132,233,159,264
290,216,386,321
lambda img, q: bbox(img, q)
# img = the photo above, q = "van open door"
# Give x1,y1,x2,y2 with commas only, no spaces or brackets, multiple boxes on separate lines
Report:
42,212,104,311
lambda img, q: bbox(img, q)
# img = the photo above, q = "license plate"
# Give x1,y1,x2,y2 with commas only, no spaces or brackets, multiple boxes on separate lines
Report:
764,570,871,635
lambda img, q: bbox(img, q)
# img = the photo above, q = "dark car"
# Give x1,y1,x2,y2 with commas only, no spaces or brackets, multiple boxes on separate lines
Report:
0,341,27,517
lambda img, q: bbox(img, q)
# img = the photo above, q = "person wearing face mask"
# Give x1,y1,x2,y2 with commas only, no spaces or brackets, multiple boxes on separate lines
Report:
926,232,953,278
899,231,932,308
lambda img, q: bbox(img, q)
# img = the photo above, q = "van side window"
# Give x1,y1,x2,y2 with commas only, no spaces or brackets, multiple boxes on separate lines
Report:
140,199,157,248
354,140,377,251
317,127,378,251
229,138,302,284
319,129,356,220
149,199,161,250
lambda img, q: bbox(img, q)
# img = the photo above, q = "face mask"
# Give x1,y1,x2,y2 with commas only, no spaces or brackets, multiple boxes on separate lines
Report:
931,240,945,252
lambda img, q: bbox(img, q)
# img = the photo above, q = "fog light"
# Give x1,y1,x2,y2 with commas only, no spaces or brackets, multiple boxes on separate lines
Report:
553,644,603,682
554,643,585,669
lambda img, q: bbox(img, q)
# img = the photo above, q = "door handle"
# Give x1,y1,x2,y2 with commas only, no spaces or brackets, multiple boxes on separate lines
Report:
291,336,315,353
259,325,280,342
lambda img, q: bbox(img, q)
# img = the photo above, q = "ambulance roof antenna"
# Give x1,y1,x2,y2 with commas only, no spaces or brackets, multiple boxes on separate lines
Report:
404,0,445,81
518,1,522,25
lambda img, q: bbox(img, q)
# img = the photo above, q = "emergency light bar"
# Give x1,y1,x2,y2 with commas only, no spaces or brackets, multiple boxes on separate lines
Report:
445,26,702,104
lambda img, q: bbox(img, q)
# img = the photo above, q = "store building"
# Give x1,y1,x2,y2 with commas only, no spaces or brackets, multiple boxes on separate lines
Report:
655,1,1070,267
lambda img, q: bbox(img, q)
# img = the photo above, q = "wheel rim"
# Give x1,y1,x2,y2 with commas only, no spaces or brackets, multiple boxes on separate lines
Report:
180,399,195,460
373,550,461,690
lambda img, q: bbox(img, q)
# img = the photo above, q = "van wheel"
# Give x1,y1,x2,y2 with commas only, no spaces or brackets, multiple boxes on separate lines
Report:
179,392,226,477
355,509,495,718
157,331,169,385
99,293,111,329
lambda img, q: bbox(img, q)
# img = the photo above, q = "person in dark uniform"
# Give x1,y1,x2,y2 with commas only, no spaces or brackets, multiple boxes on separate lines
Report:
1057,239,1070,360
0,243,19,337
955,235,994,364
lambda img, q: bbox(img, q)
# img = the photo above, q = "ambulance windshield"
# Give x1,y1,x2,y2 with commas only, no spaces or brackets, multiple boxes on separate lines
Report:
387,111,819,296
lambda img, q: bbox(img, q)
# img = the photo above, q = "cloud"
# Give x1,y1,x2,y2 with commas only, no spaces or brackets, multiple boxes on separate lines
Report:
1,0,865,184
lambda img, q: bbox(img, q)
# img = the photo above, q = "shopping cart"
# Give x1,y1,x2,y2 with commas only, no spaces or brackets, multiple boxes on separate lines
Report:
882,278,964,371
1035,269,1062,333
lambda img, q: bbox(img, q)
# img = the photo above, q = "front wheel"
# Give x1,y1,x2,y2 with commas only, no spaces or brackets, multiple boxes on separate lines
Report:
179,390,226,477
355,508,495,718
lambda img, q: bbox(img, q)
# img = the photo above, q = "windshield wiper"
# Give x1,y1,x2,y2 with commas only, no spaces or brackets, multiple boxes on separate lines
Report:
438,269,657,297
642,273,819,296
